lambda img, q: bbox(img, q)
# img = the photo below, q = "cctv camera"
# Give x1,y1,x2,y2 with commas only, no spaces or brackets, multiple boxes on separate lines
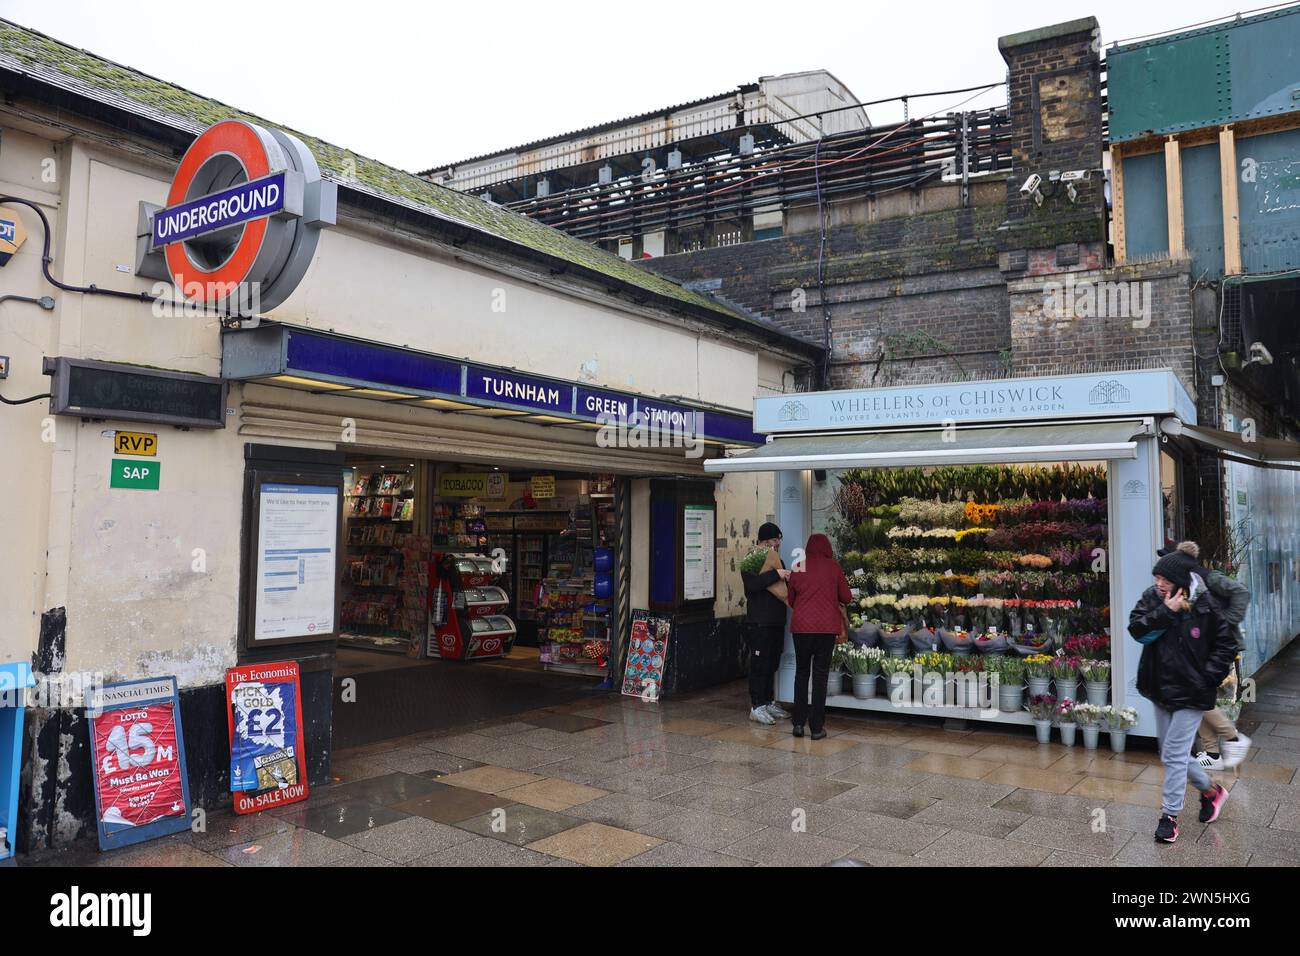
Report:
1247,341,1275,366
1061,169,1092,183
1020,174,1042,195
1066,183,1079,203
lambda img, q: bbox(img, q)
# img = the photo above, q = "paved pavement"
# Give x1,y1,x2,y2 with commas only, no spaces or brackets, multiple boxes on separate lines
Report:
23,639,1300,867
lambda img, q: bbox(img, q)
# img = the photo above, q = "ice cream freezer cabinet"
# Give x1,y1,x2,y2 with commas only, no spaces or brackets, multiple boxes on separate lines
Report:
425,553,517,660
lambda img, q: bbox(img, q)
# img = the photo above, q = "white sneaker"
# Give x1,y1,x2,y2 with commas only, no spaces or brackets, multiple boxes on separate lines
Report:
1194,751,1225,771
1221,735,1251,768
749,706,776,725
765,702,790,720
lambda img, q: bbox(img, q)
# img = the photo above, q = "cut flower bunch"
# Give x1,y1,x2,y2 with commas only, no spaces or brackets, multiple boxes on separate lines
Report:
825,463,1109,640
739,546,773,576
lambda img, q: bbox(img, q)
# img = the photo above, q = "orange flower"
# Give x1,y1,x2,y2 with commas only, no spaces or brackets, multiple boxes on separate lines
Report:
963,502,1001,526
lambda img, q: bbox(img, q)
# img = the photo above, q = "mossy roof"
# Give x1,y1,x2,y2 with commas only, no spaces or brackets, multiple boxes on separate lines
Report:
0,19,817,352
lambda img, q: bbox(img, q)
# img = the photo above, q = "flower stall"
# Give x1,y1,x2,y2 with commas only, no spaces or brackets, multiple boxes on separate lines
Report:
705,368,1203,738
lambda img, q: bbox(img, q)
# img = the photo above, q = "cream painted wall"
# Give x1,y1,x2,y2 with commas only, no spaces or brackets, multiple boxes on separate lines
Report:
74,154,223,375
59,408,246,686
0,125,61,663
757,353,794,395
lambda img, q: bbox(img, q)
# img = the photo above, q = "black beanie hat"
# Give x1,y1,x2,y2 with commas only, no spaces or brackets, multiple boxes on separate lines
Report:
1152,551,1195,592
757,522,782,542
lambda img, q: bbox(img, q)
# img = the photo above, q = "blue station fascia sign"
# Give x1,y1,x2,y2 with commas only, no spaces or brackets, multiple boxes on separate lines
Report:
222,323,762,445
466,366,571,414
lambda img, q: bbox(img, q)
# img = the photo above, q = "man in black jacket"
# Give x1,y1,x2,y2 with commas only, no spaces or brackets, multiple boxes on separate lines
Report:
1129,551,1237,844
742,523,790,725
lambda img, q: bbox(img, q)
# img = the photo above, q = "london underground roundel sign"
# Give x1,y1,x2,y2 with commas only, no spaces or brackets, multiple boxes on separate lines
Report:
150,120,336,314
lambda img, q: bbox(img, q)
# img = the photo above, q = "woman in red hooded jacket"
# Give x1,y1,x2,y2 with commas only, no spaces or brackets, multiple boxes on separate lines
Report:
784,533,852,739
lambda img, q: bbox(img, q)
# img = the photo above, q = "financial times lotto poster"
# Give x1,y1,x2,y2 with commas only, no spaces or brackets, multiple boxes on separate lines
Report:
225,661,308,814
86,676,193,851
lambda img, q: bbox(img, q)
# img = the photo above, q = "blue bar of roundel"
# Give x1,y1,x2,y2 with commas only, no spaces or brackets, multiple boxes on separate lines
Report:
286,330,462,395
152,172,286,247
466,366,571,413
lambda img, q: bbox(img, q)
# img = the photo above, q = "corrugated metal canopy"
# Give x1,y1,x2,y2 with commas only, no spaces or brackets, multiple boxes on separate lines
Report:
704,421,1149,472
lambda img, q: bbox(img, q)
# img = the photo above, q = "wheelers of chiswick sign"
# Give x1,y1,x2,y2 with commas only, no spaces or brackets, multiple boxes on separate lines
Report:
147,119,336,315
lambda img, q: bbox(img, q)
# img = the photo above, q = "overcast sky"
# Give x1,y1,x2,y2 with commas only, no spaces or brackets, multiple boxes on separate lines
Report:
0,0,1256,172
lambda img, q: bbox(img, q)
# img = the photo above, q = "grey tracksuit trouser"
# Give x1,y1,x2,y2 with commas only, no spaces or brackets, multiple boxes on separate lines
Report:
1154,705,1213,817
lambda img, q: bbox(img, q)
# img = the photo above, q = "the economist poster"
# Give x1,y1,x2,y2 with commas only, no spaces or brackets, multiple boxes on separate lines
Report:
225,660,309,813
86,676,193,851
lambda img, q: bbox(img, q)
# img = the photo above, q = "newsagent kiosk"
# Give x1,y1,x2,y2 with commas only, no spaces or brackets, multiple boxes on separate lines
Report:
707,368,1204,738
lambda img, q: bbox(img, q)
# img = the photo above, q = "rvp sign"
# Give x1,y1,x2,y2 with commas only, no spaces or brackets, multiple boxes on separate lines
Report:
114,431,158,456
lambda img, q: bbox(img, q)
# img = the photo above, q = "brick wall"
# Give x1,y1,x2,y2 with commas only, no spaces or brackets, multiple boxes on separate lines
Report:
642,200,1011,385
782,267,1011,388
997,17,1106,256
1007,259,1196,393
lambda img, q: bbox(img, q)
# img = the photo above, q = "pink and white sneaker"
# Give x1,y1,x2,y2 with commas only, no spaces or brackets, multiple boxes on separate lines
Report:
1198,783,1229,824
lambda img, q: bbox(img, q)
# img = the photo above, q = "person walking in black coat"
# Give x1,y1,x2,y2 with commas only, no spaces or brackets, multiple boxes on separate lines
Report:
1128,551,1236,844
741,522,791,726
1160,542,1253,770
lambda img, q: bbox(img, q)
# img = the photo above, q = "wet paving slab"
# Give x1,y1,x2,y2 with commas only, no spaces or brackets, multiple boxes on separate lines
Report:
18,637,1300,868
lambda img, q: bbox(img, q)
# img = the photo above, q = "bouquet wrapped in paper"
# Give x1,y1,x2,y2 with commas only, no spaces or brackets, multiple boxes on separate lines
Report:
939,627,974,655
850,621,882,648
740,545,788,606
910,626,941,655
879,625,913,657
1010,631,1054,657
973,629,1009,655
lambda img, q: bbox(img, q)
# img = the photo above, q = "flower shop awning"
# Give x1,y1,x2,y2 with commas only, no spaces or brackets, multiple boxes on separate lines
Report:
1167,422,1300,468
703,420,1151,473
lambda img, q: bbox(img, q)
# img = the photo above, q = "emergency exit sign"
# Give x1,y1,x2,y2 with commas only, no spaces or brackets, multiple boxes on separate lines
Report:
110,458,161,490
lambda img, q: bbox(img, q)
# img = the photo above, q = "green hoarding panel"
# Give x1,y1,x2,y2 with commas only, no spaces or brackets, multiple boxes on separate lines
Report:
1229,15,1300,125
1181,142,1225,279
1108,33,1226,142
1122,152,1169,259
1238,126,1300,274
1108,4,1300,142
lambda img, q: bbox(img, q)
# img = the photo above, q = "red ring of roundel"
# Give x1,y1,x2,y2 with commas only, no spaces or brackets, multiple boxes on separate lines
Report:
163,120,273,304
